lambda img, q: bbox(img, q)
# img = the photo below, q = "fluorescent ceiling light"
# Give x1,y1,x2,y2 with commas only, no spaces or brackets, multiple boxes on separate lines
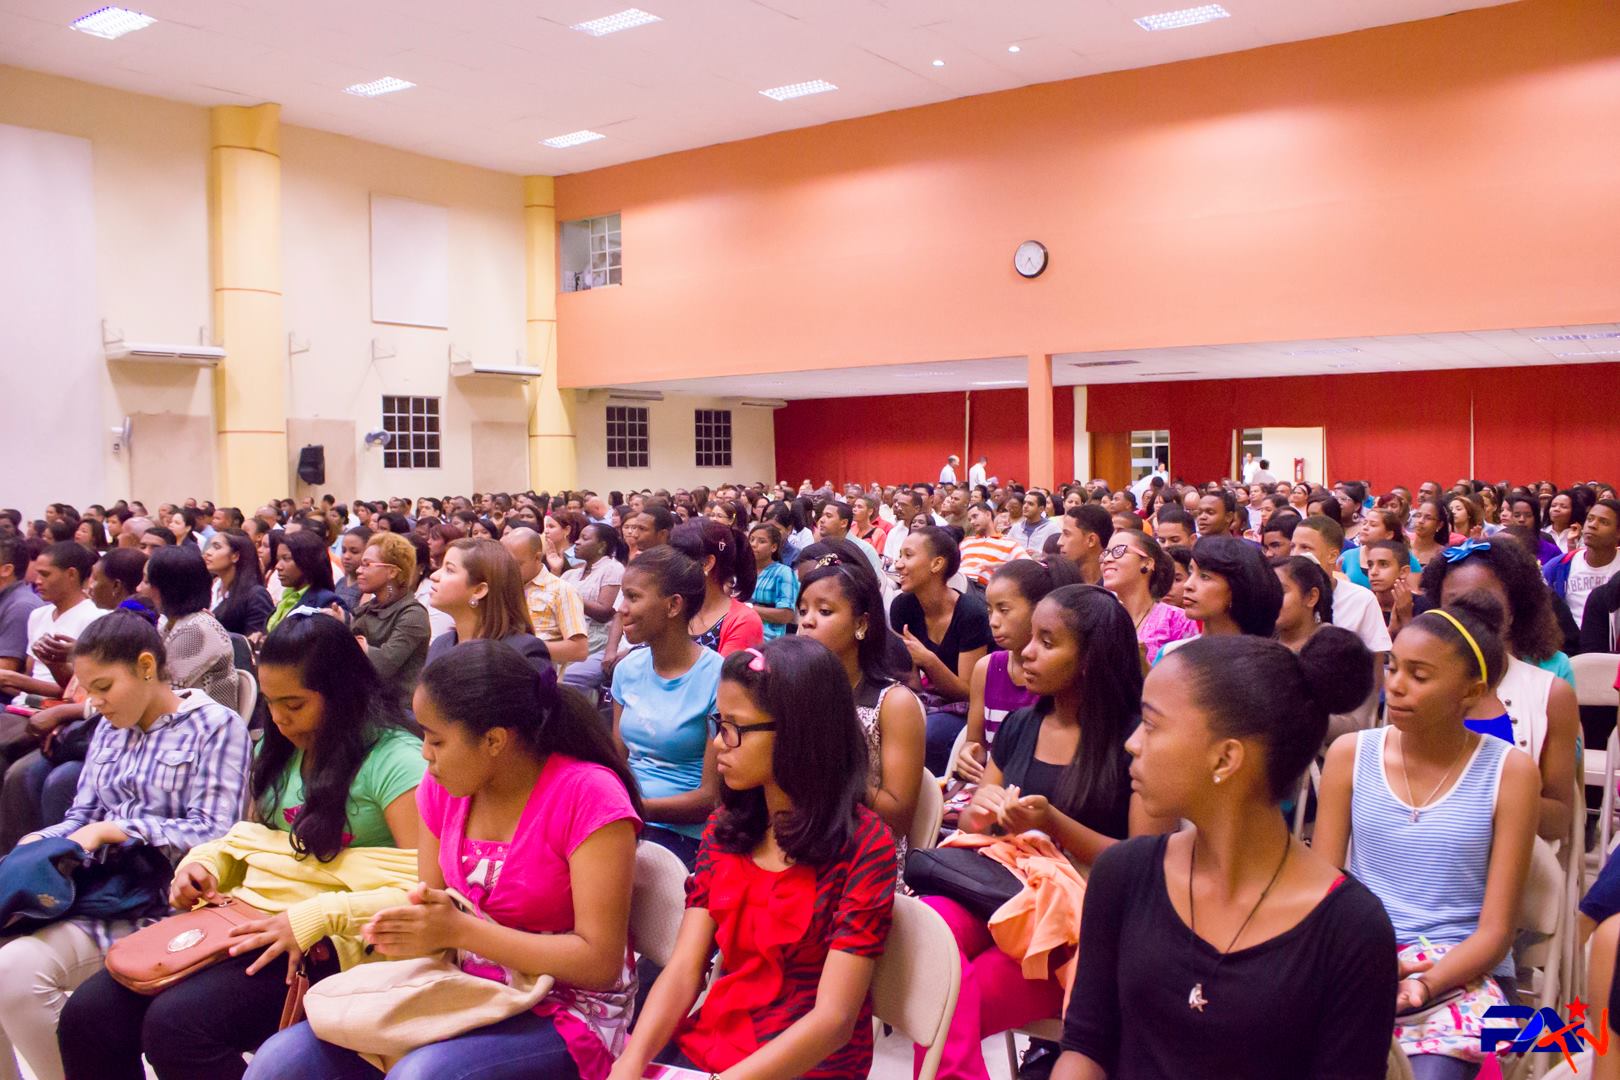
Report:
1556,349,1620,358
759,79,838,102
1532,331,1620,343
571,8,661,36
972,379,1025,386
541,129,606,148
344,76,415,97
1007,45,1021,53
931,59,945,67
71,6,154,39
1134,4,1231,31
1285,346,1360,356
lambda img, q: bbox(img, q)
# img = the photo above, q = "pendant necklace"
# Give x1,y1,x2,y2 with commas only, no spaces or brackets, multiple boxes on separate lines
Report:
1397,727,1469,823
1186,832,1290,1012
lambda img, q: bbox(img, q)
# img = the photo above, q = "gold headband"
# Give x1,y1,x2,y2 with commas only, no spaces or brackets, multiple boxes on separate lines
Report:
1424,609,1488,683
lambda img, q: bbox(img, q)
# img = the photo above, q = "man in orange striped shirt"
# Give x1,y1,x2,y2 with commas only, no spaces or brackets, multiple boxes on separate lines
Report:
957,502,1026,588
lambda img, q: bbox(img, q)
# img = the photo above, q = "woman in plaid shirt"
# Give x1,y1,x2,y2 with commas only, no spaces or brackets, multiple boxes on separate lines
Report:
0,610,250,1080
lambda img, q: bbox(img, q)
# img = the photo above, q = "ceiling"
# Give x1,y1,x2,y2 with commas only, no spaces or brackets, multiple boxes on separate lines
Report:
592,324,1620,398
1,0,1515,174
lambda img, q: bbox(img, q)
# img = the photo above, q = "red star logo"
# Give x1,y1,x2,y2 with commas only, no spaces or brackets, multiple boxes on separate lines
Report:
1568,998,1589,1022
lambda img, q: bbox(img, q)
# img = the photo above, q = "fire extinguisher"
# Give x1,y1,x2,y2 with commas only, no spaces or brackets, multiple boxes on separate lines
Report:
1293,457,1305,483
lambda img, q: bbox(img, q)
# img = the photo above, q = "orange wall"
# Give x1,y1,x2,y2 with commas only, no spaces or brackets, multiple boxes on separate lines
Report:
554,0,1620,387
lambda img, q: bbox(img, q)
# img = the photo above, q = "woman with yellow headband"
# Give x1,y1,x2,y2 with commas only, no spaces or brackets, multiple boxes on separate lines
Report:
1315,604,1539,1080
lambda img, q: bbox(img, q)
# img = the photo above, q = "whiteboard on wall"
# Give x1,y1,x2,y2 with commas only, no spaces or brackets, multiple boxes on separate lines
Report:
370,194,449,328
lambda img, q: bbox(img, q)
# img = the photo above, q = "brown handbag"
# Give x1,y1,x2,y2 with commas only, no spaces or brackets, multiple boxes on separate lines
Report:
106,896,271,994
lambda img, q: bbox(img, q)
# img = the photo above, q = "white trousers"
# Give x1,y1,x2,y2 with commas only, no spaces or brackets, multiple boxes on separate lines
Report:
0,921,104,1080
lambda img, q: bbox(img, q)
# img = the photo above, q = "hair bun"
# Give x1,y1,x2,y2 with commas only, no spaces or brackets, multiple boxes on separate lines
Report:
1297,626,1374,716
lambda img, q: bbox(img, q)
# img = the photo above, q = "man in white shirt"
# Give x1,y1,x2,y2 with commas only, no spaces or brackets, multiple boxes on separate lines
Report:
1131,462,1169,501
1241,453,1259,484
939,455,960,485
0,542,106,702
1291,518,1392,654
967,456,988,489
1251,458,1278,485
1549,499,1620,626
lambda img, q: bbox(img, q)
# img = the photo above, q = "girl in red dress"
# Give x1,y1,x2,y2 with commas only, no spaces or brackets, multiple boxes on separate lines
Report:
609,636,897,1080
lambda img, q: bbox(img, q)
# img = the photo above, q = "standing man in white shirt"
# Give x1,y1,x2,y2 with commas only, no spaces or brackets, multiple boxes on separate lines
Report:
967,456,988,490
939,454,960,485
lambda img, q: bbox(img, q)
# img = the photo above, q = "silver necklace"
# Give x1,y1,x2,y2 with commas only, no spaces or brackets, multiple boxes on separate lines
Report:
1186,833,1290,1012
1397,728,1469,823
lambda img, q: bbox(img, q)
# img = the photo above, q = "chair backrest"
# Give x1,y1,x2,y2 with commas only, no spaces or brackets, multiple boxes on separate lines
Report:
1384,1037,1414,1080
234,668,258,722
871,894,961,1080
630,840,690,968
228,632,255,675
1571,652,1620,709
908,769,945,852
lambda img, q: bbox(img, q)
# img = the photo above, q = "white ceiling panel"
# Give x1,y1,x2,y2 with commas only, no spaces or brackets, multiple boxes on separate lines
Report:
1,0,1519,174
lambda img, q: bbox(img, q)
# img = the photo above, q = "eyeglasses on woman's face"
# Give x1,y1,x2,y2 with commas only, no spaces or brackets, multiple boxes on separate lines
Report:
714,718,777,748
1101,543,1145,563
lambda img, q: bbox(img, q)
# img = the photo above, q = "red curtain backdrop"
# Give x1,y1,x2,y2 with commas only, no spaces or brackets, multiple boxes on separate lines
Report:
774,362,1620,492
772,388,1076,488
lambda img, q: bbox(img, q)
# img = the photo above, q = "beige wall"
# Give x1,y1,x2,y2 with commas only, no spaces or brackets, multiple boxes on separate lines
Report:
0,66,212,504
574,394,778,493
0,64,550,508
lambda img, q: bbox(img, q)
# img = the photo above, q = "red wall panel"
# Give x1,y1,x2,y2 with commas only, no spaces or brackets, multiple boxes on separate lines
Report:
773,387,1077,489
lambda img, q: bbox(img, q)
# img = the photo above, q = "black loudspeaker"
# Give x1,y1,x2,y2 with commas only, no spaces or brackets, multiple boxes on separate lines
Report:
297,445,325,486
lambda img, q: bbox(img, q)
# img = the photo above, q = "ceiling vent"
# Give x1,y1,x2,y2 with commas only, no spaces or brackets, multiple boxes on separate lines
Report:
1067,359,1139,369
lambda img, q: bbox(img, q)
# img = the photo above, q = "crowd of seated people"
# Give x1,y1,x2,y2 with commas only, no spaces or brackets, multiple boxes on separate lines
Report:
0,469,1615,1080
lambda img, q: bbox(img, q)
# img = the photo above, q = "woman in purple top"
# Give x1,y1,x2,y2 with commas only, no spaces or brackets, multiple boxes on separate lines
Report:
948,557,1081,821
1101,530,1197,670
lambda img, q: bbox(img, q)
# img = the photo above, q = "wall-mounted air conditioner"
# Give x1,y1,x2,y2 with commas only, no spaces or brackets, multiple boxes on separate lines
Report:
103,321,224,366
448,346,541,381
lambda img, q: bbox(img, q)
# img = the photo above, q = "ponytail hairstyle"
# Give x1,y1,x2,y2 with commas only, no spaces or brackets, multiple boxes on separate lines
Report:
711,637,868,865
420,639,641,817
1272,555,1334,626
1037,585,1142,824
626,544,707,624
990,555,1082,606
583,522,630,565
798,554,898,685
911,525,962,580
748,522,785,564
672,519,756,600
1412,591,1509,690
1165,630,1373,801
73,609,168,679
1111,529,1174,599
255,613,414,861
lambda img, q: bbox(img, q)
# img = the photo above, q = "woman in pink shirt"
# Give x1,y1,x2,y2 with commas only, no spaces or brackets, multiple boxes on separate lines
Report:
247,639,643,1080
1100,530,1196,669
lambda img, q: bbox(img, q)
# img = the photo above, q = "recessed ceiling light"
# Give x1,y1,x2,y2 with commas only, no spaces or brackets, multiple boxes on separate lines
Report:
1007,44,1021,53
70,6,155,39
343,76,415,97
570,8,661,36
541,129,606,148
1532,331,1620,343
971,379,1025,387
1556,349,1620,358
759,79,838,102
1285,346,1361,356
931,59,945,67
1134,4,1231,31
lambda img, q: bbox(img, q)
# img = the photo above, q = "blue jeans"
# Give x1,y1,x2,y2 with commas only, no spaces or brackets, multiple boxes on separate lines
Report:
924,709,968,776
243,1010,579,1080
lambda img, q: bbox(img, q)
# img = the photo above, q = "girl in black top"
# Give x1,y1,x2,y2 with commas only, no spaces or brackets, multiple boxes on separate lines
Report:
205,529,274,637
1052,632,1395,1080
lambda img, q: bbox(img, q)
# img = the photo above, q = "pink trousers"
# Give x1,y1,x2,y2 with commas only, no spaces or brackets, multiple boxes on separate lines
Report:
912,896,1063,1080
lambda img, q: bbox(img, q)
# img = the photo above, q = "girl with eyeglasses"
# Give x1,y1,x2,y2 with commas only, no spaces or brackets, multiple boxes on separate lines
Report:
608,637,895,1080
1100,529,1197,669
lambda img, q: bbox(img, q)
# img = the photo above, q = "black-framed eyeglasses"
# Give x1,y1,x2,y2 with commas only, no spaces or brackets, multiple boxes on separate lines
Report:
1101,544,1143,562
714,719,777,748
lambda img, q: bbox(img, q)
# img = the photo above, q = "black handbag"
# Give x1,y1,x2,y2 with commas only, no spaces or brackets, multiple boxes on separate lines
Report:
902,845,1022,920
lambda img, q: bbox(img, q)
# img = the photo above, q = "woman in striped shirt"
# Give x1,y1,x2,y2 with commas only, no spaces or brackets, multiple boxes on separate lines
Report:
0,611,250,1080
1315,606,1539,1080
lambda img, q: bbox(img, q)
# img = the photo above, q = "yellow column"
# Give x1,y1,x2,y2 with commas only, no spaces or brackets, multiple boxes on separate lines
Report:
524,176,577,490
209,104,286,508
1027,353,1055,491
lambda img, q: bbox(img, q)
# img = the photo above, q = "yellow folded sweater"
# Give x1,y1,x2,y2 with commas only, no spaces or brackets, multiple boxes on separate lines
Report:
180,821,421,970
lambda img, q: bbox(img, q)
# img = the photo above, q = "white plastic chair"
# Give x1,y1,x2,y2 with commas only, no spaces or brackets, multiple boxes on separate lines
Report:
908,769,945,852
630,840,690,968
234,668,258,722
1571,653,1620,854
1508,780,1588,1080
871,894,961,1080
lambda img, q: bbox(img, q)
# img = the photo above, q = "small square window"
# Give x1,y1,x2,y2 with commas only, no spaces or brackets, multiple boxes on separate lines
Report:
381,395,442,469
605,405,649,469
694,409,732,469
